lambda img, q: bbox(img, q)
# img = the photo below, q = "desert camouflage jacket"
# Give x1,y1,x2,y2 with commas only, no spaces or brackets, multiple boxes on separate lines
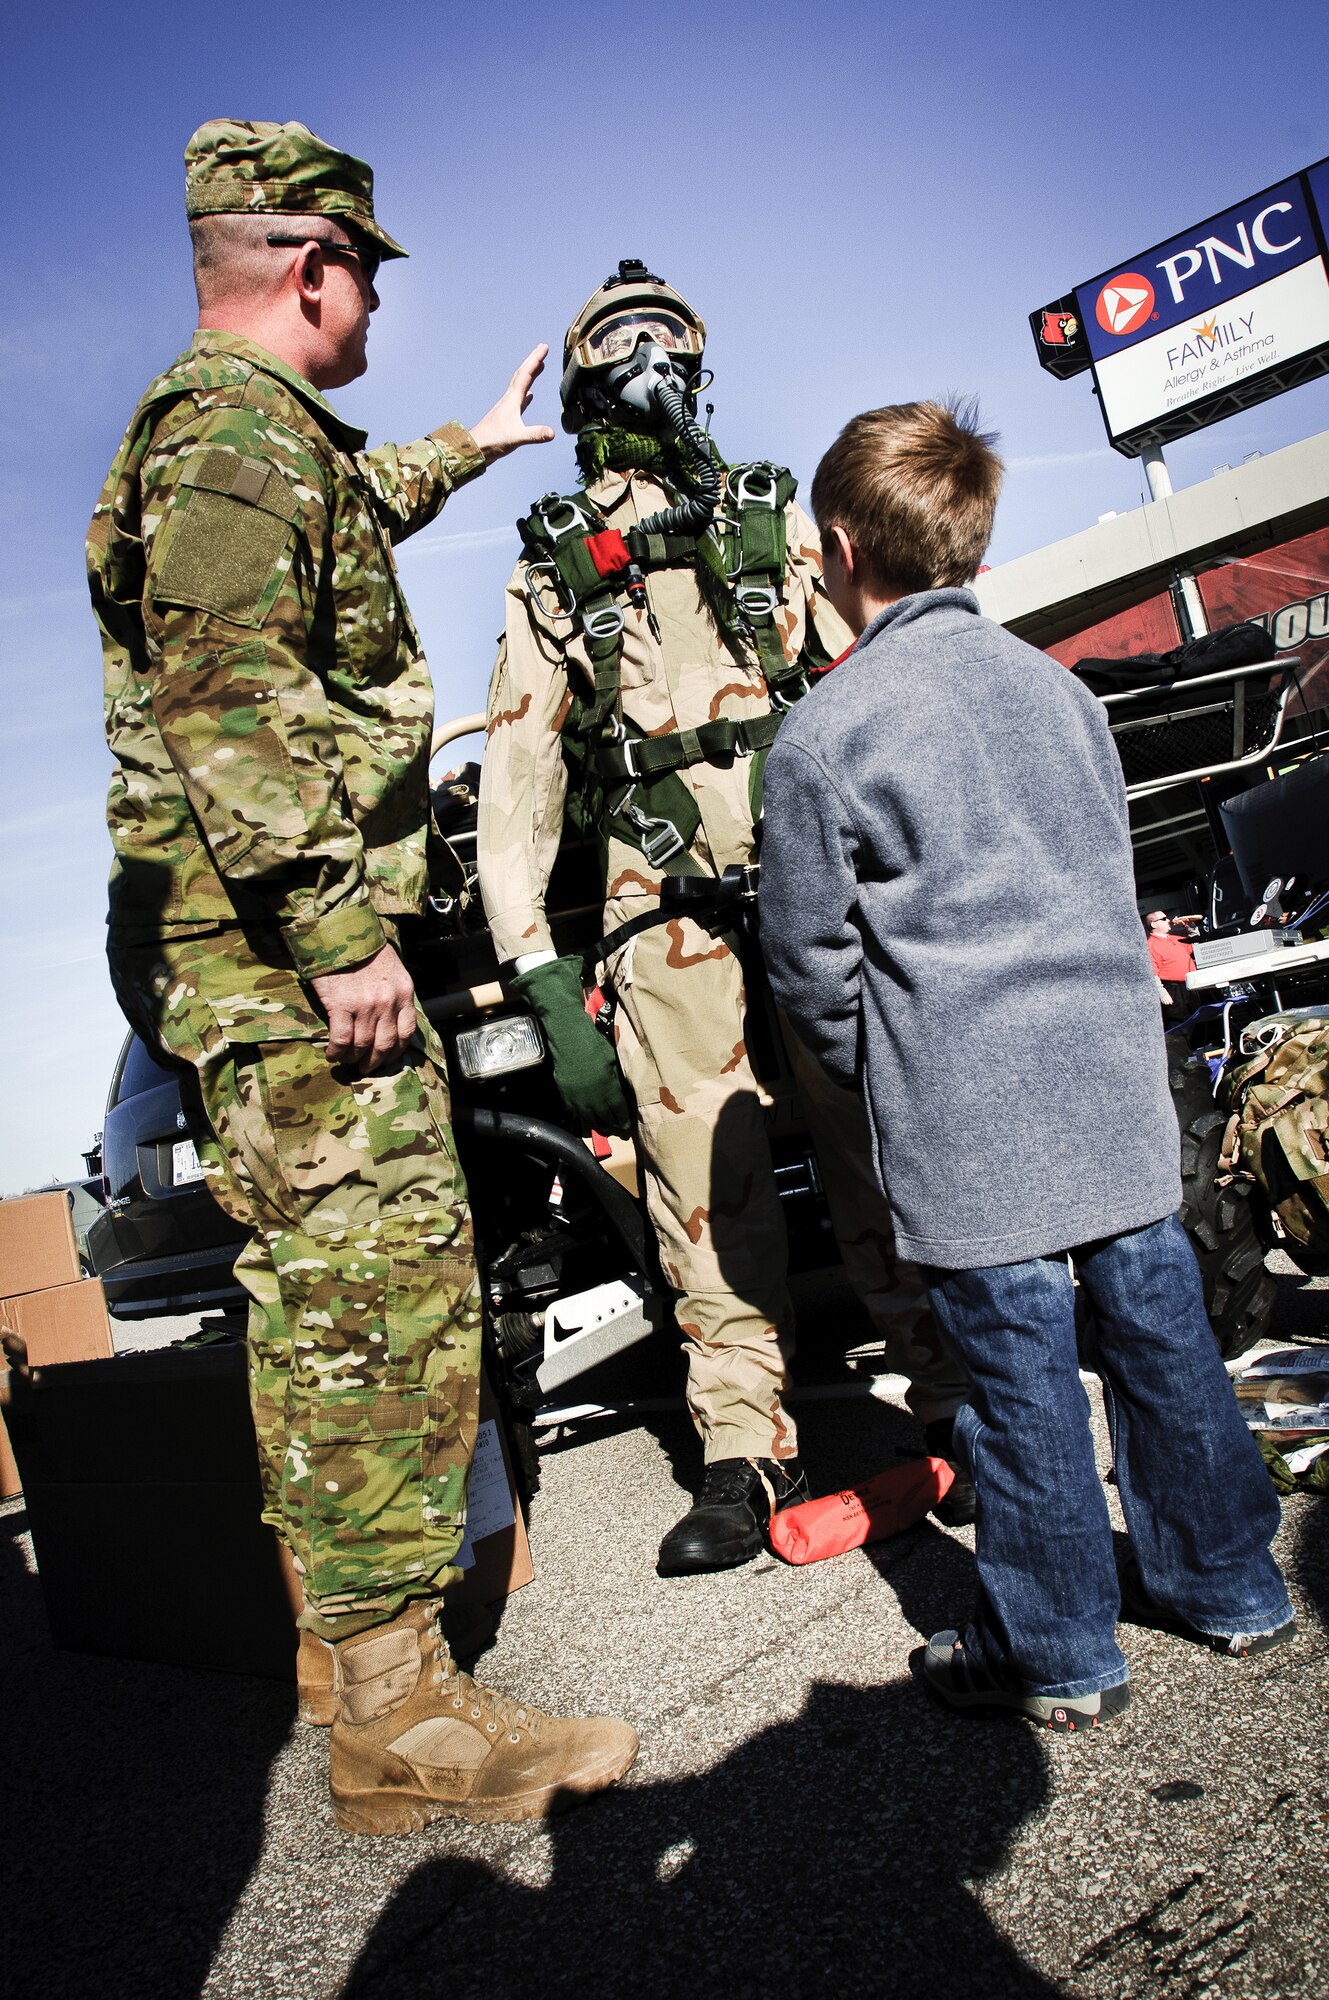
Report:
88,329,483,977
477,467,850,966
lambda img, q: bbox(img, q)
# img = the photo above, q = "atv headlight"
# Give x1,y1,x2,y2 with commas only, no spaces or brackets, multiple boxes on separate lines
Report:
454,1014,544,1080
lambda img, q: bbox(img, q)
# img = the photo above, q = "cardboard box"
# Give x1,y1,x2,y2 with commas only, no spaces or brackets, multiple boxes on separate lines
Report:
451,1369,535,1606
0,1278,114,1498
1,1340,531,1679
0,1191,81,1300
0,1413,17,1502
0,1277,113,1366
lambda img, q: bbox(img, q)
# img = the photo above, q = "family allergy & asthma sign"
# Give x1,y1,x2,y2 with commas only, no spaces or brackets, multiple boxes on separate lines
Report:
1031,158,1329,456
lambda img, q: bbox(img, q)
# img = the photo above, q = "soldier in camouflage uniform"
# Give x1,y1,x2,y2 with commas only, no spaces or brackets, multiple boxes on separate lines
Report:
88,119,637,1834
477,262,970,1577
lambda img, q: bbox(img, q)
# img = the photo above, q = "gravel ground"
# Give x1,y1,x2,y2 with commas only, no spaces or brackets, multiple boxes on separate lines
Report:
3,1254,1327,2000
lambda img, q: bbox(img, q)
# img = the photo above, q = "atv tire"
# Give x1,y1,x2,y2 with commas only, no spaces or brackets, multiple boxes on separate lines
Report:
1167,1033,1275,1360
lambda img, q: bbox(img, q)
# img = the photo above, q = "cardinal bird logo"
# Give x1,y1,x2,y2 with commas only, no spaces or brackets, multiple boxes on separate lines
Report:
1040,311,1080,347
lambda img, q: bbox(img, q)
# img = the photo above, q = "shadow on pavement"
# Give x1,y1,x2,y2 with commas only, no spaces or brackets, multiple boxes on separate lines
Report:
341,1675,1056,2000
1,1499,293,2000
862,1513,979,1640
1288,1490,1329,1632
1265,1260,1329,1347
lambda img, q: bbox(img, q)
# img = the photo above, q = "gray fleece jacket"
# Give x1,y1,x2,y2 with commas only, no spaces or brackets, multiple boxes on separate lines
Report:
759,589,1180,1270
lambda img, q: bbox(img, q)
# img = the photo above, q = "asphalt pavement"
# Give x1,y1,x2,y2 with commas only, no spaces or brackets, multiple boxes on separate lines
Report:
3,1254,1328,2000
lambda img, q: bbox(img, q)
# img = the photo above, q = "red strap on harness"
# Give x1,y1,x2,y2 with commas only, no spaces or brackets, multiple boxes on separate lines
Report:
768,1457,953,1563
585,529,631,577
807,642,856,682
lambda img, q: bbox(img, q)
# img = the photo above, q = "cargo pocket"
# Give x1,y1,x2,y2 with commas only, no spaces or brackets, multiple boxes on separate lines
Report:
420,1307,483,1558
300,1386,430,1604
381,1252,473,1372
354,1051,469,1224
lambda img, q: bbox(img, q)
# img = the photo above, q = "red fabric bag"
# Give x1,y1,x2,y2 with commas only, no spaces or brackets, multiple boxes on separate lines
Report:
768,1458,954,1565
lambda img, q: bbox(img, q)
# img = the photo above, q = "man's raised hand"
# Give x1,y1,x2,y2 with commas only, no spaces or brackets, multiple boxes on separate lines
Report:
469,345,556,463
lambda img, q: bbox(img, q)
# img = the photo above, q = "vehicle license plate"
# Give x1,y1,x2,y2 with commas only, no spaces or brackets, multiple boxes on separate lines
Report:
171,1138,206,1186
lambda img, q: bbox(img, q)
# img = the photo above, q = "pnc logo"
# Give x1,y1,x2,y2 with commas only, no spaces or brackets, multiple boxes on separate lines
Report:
1096,273,1156,337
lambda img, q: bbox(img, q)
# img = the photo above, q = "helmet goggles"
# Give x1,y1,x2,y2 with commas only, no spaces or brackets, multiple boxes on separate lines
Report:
574,308,703,372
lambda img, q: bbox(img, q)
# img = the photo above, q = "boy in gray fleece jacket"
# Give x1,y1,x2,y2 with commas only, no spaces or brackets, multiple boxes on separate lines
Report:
760,401,1293,1730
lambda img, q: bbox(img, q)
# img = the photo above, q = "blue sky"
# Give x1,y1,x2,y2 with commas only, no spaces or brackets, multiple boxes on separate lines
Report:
2,0,1327,1192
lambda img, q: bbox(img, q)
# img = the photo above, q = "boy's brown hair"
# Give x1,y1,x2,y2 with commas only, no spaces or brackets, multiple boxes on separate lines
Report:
810,398,1002,595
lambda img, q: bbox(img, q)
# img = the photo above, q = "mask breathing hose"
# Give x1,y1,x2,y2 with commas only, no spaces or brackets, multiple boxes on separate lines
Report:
636,375,723,538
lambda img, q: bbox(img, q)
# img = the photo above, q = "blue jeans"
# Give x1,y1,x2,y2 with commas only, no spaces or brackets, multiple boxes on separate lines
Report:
926,1214,1292,1699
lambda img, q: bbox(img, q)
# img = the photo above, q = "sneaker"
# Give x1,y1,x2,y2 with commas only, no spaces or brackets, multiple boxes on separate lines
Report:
923,1418,977,1528
656,1456,809,1575
1116,1550,1296,1658
913,1630,1130,1733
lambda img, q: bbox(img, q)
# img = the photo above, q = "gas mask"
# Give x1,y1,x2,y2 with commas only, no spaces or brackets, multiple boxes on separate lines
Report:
561,263,719,535
604,338,695,424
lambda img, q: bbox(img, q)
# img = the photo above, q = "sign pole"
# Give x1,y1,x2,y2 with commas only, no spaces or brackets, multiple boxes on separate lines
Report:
1140,442,1173,501
1140,442,1210,640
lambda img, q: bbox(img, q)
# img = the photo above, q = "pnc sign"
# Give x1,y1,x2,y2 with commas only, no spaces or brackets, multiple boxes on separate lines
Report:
1030,156,1329,455
1095,275,1155,338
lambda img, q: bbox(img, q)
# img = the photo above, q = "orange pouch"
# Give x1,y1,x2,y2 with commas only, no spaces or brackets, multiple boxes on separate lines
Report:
768,1458,954,1565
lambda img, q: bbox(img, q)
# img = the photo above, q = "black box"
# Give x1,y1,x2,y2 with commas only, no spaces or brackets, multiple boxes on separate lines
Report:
3,1342,300,1679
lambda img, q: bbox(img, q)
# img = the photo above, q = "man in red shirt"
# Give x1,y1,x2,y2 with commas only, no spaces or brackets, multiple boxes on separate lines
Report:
1145,911,1195,1010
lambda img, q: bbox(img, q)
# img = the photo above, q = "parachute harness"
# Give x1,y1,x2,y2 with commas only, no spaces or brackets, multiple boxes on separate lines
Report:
519,425,828,872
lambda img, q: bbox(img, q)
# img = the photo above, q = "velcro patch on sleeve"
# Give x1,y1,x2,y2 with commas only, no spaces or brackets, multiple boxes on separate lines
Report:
152,449,301,625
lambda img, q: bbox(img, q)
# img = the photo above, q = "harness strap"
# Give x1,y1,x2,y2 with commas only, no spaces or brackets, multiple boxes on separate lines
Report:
625,526,699,568
595,710,784,785
585,866,761,975
519,468,813,868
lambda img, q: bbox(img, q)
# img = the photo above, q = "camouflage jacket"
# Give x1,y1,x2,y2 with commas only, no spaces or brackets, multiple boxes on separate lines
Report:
88,328,484,976
476,467,850,965
1221,1012,1329,1254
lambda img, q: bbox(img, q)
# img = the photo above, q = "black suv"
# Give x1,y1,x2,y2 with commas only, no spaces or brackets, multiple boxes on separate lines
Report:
85,1033,248,1319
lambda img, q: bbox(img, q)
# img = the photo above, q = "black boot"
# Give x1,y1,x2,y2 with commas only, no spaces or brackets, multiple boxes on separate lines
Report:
924,1418,977,1528
657,1457,809,1576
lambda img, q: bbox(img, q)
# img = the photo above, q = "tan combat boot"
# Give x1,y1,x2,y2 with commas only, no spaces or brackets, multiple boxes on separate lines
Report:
298,1627,338,1726
297,1598,499,1727
328,1599,639,1833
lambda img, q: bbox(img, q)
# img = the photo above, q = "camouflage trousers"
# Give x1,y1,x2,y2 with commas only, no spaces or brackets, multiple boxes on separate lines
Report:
607,912,967,1465
108,928,482,1643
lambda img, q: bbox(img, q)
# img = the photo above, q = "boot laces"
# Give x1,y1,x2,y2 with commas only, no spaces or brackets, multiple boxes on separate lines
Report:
440,1667,543,1746
697,1458,762,1506
697,1457,802,1510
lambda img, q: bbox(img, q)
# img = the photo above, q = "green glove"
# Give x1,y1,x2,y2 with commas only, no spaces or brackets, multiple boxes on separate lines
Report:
510,956,633,1137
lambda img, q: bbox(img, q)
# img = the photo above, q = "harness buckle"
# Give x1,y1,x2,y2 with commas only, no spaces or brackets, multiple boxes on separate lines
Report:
523,559,574,625
583,601,626,643
639,818,687,869
618,785,686,868
735,580,778,620
731,464,780,509
770,672,810,711
533,493,595,542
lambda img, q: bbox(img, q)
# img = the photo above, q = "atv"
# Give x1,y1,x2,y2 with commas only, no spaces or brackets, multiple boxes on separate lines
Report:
1092,629,1329,1356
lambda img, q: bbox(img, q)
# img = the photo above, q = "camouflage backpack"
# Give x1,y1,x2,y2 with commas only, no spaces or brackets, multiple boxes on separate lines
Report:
1220,1013,1329,1257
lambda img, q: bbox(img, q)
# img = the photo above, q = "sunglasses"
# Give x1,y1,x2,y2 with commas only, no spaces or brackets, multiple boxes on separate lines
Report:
266,232,380,286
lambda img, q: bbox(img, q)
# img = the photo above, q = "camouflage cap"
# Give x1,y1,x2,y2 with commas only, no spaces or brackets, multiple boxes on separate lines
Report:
183,119,407,260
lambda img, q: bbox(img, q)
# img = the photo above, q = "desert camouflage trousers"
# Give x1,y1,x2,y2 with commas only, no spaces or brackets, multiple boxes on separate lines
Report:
786,1034,967,1428
606,913,967,1465
108,928,482,1642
